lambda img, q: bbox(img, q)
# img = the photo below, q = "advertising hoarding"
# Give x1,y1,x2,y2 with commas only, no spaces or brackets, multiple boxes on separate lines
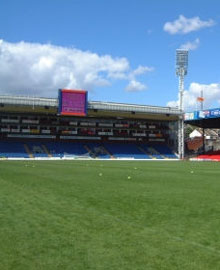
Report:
185,108,220,121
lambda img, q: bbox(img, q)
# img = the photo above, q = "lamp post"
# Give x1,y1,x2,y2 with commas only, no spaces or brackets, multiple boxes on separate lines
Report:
176,49,188,159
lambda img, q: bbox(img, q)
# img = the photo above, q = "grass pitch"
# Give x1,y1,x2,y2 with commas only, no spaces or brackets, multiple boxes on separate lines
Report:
0,160,220,270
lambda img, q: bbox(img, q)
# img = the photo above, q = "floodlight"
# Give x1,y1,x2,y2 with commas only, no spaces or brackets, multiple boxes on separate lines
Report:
176,49,188,111
175,49,189,160
176,49,188,76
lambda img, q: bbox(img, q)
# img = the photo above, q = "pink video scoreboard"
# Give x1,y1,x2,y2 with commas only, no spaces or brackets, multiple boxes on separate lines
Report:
58,89,88,116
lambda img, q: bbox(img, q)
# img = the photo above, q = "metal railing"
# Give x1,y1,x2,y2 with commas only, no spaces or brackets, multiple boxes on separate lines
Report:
88,101,181,115
0,95,57,107
0,95,182,115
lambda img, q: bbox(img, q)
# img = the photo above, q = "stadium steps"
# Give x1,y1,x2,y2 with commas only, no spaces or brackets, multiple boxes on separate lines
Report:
83,145,96,158
42,144,52,157
102,145,115,159
100,146,112,159
137,146,153,159
24,144,34,158
153,145,178,159
148,147,165,159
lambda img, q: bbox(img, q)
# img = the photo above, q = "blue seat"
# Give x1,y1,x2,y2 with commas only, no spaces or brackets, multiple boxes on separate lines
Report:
45,142,90,158
103,143,149,159
0,141,29,158
153,144,177,159
86,142,110,159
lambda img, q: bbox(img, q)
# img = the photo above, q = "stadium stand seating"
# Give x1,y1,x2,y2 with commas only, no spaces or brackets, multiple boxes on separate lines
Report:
85,142,110,159
0,93,180,160
45,141,90,158
0,141,29,158
140,144,163,159
26,142,49,158
0,140,177,159
103,142,150,159
152,144,177,159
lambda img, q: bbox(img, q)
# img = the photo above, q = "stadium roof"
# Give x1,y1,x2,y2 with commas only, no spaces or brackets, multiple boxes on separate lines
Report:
185,108,220,128
0,94,181,120
185,118,220,128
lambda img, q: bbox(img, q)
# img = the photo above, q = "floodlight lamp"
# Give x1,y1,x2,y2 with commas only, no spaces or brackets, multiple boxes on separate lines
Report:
176,49,188,76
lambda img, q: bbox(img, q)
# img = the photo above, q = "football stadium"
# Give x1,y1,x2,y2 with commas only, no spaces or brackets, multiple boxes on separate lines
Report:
0,90,180,160
0,89,220,270
1,1,220,268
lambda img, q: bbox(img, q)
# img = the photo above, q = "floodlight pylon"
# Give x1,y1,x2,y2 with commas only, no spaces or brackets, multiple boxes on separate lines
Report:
176,49,188,159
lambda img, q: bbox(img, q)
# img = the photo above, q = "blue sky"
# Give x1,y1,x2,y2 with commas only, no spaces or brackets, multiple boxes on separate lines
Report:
0,0,220,111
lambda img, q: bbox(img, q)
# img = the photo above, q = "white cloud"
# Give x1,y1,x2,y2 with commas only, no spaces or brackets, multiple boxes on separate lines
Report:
130,65,154,77
164,15,215,34
180,38,200,51
167,82,220,111
124,65,153,92
0,39,153,97
125,80,147,92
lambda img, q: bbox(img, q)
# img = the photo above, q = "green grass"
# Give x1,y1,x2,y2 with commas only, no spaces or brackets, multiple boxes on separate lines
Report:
0,160,220,270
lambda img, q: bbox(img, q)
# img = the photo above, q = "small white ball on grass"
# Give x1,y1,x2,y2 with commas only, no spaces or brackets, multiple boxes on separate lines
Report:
99,173,103,177
127,176,131,179
191,171,194,174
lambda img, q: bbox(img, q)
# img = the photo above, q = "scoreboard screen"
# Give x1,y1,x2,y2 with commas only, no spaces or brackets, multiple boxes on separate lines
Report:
58,89,88,116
